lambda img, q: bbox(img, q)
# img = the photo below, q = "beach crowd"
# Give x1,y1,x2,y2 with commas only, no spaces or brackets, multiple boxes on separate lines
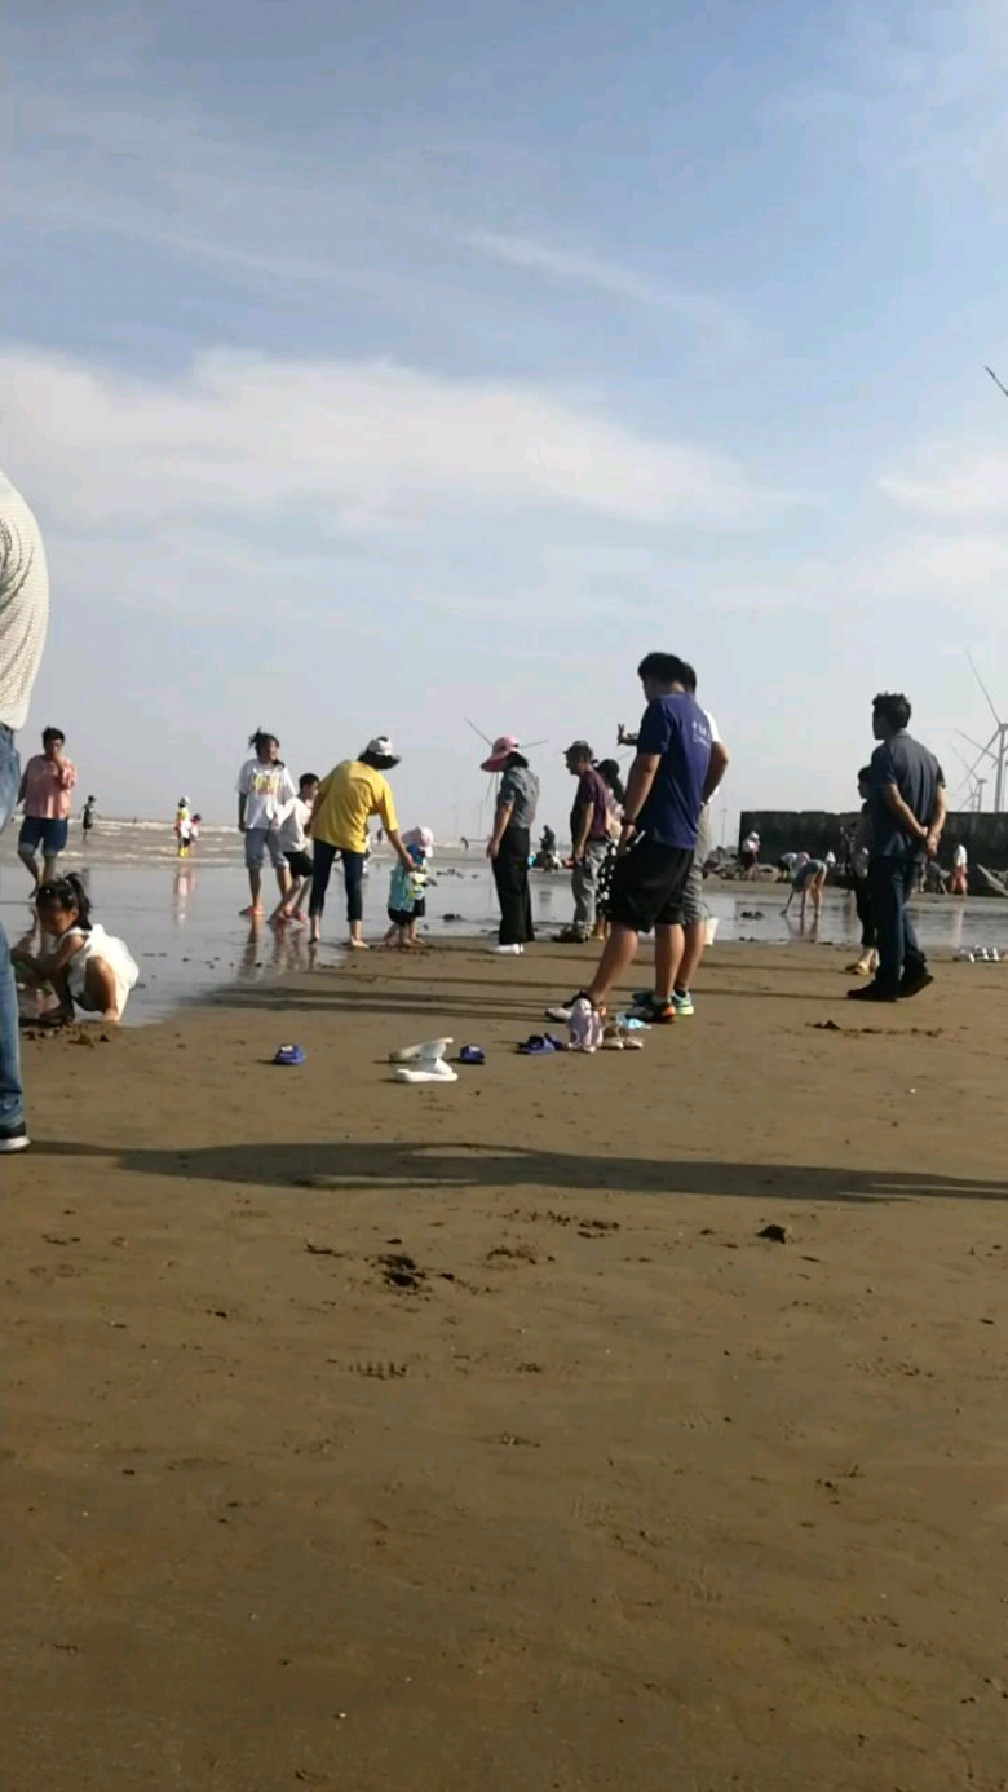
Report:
0,462,950,1147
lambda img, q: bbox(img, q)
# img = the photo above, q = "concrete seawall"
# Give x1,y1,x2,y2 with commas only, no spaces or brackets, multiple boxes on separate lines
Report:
738,810,1008,868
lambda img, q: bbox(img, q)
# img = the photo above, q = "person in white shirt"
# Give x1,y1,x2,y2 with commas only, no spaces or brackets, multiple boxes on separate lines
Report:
950,840,968,897
277,772,319,924
0,469,50,1151
236,729,297,920
741,830,760,877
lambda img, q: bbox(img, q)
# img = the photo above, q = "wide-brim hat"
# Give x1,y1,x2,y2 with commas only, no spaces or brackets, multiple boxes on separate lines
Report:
481,734,520,773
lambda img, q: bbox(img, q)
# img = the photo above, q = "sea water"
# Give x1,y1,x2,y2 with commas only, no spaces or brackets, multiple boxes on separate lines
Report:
2,845,1004,1023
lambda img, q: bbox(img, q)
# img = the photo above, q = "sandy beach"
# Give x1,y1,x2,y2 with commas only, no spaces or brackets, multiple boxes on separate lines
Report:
3,939,1008,1790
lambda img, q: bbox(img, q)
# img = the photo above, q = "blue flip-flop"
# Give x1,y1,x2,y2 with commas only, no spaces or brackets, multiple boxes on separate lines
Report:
273,1043,306,1066
458,1044,485,1065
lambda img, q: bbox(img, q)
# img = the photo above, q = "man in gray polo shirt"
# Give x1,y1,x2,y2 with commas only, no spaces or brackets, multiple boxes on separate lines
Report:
848,691,945,1004
560,741,610,942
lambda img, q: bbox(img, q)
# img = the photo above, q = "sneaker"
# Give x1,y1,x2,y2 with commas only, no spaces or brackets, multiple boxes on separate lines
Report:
672,989,694,1018
492,944,525,956
631,992,676,1024
649,1001,677,1024
0,1125,30,1154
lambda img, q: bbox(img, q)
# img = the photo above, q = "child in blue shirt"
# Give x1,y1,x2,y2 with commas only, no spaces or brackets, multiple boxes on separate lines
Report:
384,827,433,948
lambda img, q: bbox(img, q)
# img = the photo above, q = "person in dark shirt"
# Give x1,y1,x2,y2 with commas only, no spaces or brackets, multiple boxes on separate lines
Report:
558,741,610,942
484,739,540,953
847,766,878,978
547,651,714,1028
848,692,946,1003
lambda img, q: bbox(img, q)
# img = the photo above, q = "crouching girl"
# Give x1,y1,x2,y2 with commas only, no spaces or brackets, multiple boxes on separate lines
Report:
18,874,139,1024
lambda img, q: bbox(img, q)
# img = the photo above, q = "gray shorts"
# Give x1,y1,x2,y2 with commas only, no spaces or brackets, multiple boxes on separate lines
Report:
245,826,284,872
682,854,704,927
681,805,712,928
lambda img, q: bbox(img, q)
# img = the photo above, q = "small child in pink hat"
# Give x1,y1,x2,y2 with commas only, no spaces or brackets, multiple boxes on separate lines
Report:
384,826,434,949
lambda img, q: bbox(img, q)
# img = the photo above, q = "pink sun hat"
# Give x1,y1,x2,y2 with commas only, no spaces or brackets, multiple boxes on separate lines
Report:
403,826,435,857
480,734,520,773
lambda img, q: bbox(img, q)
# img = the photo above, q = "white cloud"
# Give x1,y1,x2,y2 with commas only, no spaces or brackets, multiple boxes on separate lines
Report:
851,531,1008,592
4,345,764,540
465,231,747,345
879,447,1008,519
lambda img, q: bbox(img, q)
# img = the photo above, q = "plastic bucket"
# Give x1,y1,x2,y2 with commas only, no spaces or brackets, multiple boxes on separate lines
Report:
704,915,719,947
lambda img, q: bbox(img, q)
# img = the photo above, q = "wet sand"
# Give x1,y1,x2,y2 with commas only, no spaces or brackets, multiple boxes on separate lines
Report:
5,853,1006,1025
3,941,1008,1790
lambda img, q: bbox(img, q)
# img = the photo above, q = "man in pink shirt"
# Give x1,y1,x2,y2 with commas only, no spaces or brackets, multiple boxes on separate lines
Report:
18,727,77,886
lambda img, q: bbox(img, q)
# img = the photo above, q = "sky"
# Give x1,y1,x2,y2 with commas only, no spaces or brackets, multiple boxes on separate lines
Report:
6,0,1008,835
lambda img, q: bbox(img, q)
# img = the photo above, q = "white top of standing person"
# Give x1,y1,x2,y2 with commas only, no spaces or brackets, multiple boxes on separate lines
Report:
279,796,312,854
237,757,297,830
0,469,50,731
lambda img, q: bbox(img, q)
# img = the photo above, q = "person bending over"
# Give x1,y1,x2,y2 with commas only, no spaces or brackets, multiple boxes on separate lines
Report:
783,853,828,927
309,737,414,948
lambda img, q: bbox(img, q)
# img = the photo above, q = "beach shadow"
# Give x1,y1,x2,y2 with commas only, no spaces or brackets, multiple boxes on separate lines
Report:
33,1138,1008,1204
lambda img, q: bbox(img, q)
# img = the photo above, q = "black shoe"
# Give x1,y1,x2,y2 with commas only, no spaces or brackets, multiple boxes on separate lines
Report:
847,983,898,1003
899,968,934,999
0,1125,30,1154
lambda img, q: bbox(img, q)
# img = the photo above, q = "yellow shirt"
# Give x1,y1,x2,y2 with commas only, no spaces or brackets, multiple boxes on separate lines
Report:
311,761,398,852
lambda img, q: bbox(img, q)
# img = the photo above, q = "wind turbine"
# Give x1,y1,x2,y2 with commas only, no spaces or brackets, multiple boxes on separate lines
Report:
948,741,986,813
962,651,1008,811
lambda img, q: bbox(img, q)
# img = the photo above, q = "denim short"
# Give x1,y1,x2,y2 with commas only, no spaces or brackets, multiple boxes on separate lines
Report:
19,815,69,858
244,826,284,871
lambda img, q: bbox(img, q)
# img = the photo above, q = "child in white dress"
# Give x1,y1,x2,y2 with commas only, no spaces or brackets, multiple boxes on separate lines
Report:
16,874,139,1023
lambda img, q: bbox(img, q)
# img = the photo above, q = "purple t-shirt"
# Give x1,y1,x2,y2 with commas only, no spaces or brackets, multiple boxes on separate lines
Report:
570,767,609,843
635,693,712,849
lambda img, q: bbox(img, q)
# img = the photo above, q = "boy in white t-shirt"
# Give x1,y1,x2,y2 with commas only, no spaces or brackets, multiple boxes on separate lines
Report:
277,772,319,924
236,730,297,919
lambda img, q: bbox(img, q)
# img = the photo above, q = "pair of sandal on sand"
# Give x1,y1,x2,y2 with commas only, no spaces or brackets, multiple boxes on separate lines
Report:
390,1037,457,1083
389,1039,487,1083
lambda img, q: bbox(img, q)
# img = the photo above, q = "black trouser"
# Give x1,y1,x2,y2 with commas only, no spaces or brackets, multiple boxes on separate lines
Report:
854,878,876,950
310,841,366,924
870,853,925,992
493,826,533,945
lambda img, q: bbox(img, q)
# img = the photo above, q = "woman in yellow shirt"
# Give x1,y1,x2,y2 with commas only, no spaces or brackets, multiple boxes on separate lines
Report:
309,736,414,948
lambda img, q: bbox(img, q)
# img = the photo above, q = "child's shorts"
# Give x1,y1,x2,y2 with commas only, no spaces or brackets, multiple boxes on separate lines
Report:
285,850,314,880
388,900,425,926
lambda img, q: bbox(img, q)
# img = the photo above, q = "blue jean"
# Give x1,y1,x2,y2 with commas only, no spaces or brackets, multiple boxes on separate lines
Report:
870,854,926,993
309,841,366,924
0,727,24,1128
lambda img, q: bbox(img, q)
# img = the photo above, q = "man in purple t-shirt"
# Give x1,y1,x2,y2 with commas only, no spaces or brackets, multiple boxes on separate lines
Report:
559,740,610,942
547,652,714,1030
